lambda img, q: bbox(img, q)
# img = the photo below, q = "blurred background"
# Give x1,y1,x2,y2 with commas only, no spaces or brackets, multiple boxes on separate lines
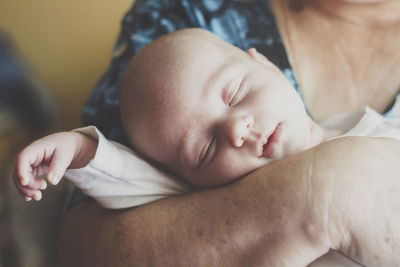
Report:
0,0,133,266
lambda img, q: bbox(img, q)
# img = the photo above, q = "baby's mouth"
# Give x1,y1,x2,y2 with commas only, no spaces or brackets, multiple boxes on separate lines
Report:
261,123,282,158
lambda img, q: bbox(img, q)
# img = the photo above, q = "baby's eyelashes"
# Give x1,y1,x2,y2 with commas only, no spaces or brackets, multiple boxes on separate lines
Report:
199,137,217,167
229,78,247,107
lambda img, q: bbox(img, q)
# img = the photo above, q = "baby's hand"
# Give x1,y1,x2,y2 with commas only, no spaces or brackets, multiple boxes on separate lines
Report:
13,132,81,201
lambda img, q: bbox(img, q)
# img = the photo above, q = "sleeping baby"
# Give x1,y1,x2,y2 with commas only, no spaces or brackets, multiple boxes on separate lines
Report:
12,28,400,209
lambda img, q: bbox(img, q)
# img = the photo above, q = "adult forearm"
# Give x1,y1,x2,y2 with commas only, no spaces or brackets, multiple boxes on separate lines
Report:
322,137,400,266
59,137,400,266
58,144,333,266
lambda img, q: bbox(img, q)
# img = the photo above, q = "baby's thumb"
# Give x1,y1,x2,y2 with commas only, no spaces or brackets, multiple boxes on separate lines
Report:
47,149,71,185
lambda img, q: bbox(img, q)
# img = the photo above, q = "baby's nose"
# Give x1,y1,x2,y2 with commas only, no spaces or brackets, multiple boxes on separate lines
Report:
225,114,254,148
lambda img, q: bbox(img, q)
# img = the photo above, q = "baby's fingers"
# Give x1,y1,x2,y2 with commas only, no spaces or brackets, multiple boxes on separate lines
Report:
14,146,43,186
14,158,31,187
12,163,31,190
14,182,43,201
47,148,72,185
13,165,47,201
26,177,47,190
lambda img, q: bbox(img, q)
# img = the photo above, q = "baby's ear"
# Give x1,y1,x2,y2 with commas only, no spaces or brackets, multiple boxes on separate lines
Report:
247,48,280,73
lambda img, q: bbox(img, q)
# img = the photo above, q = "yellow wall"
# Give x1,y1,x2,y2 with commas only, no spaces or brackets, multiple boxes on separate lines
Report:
0,0,134,130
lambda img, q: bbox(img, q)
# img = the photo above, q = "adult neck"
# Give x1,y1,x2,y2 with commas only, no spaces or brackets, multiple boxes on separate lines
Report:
305,0,400,27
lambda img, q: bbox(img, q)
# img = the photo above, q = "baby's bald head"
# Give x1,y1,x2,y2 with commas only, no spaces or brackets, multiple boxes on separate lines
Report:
118,28,311,188
119,28,243,158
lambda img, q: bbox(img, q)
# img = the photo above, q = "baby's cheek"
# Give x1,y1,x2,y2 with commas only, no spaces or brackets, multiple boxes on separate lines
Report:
194,164,238,188
190,154,260,188
212,157,252,184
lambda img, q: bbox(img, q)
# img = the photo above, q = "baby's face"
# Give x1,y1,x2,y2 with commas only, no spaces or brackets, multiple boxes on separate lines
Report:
123,29,316,188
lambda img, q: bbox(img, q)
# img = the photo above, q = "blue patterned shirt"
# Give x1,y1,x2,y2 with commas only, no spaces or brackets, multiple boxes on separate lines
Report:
82,0,399,145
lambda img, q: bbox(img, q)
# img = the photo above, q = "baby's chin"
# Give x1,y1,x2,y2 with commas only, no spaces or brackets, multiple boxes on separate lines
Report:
271,143,309,162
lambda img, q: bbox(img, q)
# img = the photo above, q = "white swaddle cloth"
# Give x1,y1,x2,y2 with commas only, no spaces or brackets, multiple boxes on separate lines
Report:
65,126,192,209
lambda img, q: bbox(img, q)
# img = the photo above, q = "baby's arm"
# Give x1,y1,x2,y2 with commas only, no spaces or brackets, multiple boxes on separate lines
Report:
13,131,97,201
64,126,191,209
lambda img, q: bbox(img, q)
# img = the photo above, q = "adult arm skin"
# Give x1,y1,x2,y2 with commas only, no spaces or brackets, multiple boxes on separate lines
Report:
58,137,400,266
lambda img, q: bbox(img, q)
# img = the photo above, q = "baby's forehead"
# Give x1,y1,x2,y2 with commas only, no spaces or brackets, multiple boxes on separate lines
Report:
122,29,253,138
